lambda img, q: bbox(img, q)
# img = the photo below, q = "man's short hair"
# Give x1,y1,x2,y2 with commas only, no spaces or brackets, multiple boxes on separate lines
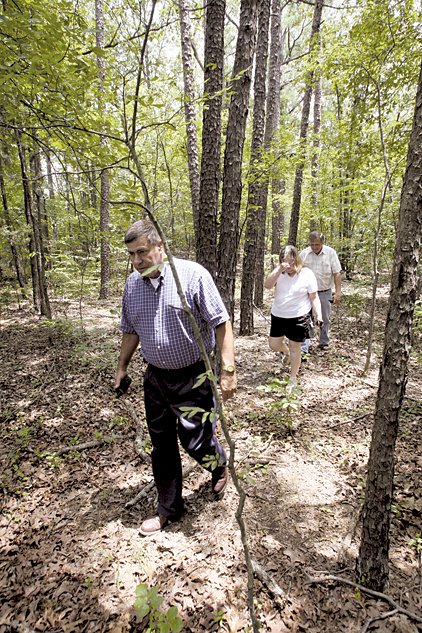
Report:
124,219,161,244
309,230,324,242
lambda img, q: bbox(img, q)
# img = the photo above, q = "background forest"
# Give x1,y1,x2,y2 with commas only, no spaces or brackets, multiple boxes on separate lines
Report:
1,1,421,632
0,0,420,312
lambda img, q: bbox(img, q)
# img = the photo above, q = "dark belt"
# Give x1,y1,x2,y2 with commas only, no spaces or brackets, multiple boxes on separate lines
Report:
147,359,206,381
318,289,331,293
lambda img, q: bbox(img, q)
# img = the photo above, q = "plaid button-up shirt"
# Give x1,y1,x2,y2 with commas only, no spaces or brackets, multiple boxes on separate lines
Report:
120,258,229,369
299,245,341,291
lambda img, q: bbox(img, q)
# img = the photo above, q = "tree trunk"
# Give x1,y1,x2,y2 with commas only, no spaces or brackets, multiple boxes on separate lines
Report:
45,150,59,242
357,61,422,591
178,0,201,244
310,50,322,229
89,165,98,216
239,0,271,335
29,147,51,318
337,88,357,277
271,178,285,254
363,75,394,376
99,171,110,298
15,134,51,318
0,156,26,292
197,0,226,278
255,0,284,305
218,0,258,317
288,0,323,246
31,149,50,265
95,0,110,300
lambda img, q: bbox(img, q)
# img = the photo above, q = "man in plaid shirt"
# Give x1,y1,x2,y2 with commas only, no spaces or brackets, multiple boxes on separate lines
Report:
114,219,237,535
300,230,342,352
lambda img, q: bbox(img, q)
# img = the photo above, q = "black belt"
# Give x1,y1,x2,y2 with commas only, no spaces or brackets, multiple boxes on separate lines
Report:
147,359,206,381
318,289,331,292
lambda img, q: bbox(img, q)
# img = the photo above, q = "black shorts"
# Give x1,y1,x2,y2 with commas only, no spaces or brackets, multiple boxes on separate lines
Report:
270,312,312,343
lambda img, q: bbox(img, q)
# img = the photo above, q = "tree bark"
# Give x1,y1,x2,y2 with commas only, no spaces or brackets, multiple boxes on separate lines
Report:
15,132,52,318
337,88,358,278
255,0,284,305
95,0,110,300
218,0,258,317
357,61,422,591
45,150,59,242
178,0,201,245
0,155,26,292
310,47,322,229
288,0,323,246
29,147,51,318
197,0,226,278
239,0,271,335
271,179,285,255
17,134,39,311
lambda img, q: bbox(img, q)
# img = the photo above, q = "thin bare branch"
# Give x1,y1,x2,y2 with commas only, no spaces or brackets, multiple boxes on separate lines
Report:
252,560,287,610
307,575,422,625
130,0,158,147
361,609,398,633
82,18,178,56
54,438,113,456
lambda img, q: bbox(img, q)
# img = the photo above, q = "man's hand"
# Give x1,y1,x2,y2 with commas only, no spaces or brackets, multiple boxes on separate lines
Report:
114,372,132,397
333,291,341,304
220,373,237,402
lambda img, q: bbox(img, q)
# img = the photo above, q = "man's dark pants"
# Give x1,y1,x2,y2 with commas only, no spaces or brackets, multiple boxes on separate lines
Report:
144,361,227,519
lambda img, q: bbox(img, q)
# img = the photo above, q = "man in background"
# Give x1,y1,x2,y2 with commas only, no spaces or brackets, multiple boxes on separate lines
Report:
300,230,342,352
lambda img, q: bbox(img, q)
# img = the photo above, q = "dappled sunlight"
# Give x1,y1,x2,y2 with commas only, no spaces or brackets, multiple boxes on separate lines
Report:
1,291,421,632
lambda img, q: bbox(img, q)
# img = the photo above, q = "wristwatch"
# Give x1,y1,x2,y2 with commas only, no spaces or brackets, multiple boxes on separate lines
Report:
222,364,236,374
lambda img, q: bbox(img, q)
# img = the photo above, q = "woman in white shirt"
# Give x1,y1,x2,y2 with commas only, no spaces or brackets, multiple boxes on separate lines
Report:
264,245,323,388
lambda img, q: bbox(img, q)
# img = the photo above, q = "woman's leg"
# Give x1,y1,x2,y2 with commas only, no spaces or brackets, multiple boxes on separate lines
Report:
269,336,290,354
288,339,302,380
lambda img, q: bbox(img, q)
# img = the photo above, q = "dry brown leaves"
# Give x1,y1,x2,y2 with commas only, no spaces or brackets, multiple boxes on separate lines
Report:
1,287,421,632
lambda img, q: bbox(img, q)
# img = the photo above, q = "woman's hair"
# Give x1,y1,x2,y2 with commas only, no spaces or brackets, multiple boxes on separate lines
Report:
124,219,161,245
279,244,303,273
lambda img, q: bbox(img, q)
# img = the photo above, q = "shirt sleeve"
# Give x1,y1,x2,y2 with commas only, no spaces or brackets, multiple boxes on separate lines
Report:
194,266,230,327
120,284,137,334
330,249,342,274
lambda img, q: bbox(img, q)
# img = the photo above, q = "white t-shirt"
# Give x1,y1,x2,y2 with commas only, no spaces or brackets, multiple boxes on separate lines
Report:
271,267,318,318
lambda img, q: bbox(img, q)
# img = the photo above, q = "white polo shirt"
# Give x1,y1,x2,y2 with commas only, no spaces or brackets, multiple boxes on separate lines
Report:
271,267,318,319
299,245,341,291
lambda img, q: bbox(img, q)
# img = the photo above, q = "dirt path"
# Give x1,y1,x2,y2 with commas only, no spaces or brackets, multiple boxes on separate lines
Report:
0,288,421,632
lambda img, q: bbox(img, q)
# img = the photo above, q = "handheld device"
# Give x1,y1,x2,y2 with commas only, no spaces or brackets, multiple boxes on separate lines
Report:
115,375,132,398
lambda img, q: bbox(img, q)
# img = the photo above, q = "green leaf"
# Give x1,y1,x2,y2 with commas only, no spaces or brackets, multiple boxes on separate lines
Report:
91,46,108,58
134,584,150,619
140,263,164,277
179,406,205,419
148,586,164,611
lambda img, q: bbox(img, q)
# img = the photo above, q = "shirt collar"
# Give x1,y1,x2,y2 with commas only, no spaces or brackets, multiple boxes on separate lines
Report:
143,260,168,285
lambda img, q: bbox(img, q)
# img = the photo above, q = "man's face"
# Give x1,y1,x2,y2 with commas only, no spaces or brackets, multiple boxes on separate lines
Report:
127,235,164,278
309,238,323,254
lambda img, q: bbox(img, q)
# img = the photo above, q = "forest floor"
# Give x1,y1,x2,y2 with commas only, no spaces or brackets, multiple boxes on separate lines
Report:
0,279,421,633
